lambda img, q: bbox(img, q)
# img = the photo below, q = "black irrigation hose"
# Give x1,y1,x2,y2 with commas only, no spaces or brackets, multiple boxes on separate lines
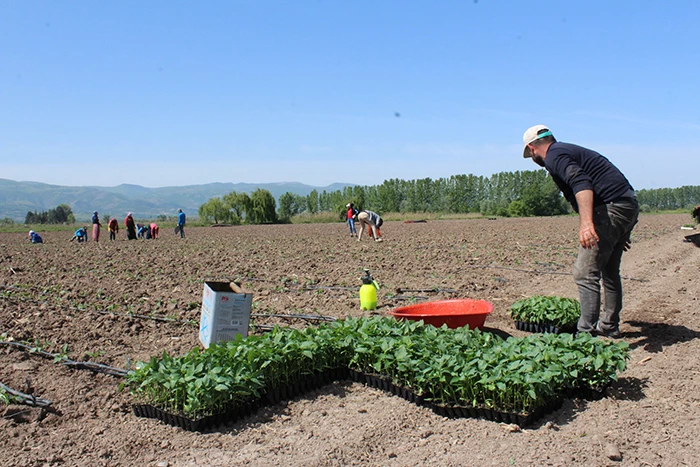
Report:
0,293,196,326
92,308,196,325
0,382,52,408
456,264,648,282
394,287,459,294
250,312,337,322
302,285,356,291
1,293,338,327
389,295,430,301
0,341,128,378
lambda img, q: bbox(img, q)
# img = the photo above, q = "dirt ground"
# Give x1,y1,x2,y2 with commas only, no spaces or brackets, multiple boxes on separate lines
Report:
1,213,698,467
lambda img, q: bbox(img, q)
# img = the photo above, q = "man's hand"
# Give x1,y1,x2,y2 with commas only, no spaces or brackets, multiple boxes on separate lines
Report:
579,224,599,249
622,236,632,251
575,190,598,249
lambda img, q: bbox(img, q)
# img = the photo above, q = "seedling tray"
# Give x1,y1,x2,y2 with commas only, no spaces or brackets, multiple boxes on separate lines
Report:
429,397,563,427
133,367,606,430
348,369,561,427
132,367,349,432
132,398,261,432
514,320,576,334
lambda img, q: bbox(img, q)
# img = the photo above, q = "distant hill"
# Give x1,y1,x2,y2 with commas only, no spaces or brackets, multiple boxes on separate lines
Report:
0,179,355,222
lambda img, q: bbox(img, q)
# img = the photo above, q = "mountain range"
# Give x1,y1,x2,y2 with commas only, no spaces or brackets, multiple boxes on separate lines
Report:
0,178,354,222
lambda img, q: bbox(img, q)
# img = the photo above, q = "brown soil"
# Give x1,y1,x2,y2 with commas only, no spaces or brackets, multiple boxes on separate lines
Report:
1,214,698,467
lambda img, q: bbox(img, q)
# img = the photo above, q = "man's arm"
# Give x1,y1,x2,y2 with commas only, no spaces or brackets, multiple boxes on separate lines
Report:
574,189,599,249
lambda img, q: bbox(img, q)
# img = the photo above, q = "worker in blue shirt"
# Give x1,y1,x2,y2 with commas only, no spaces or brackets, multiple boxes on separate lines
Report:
70,227,88,243
176,209,186,238
28,230,43,243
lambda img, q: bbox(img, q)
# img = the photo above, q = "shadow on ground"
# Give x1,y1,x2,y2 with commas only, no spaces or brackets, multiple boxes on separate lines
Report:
625,320,700,352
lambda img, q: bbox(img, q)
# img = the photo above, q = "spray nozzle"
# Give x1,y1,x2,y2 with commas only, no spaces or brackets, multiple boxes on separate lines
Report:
361,269,379,289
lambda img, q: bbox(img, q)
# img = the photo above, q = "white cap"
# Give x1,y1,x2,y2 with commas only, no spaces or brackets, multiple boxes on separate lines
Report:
346,203,351,208
522,125,552,158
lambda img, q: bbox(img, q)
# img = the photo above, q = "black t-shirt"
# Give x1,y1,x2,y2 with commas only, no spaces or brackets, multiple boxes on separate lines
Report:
544,142,633,212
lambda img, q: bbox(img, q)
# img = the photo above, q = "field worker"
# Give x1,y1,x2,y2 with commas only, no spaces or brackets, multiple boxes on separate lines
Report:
70,226,88,243
137,224,149,239
522,125,638,338
346,203,359,237
91,211,102,242
149,223,159,239
357,210,383,242
108,217,119,241
124,213,137,240
28,230,43,243
176,209,186,238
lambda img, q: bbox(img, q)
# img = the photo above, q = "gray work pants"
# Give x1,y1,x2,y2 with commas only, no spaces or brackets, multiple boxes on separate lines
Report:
573,198,639,333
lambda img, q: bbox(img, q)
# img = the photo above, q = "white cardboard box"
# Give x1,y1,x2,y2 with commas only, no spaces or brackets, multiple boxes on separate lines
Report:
199,281,252,348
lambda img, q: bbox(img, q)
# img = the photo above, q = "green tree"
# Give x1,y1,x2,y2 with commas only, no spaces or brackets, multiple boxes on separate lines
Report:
510,173,567,217
52,204,74,224
376,179,402,213
223,191,251,224
306,189,319,214
248,189,278,224
198,197,229,224
24,204,75,224
277,192,304,223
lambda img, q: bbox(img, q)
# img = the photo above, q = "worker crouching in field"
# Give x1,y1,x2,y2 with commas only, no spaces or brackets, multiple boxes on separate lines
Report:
70,227,88,243
357,210,383,242
137,224,149,239
28,230,43,243
148,223,159,239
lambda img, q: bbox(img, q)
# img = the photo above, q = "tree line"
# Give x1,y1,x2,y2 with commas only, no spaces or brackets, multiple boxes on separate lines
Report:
199,171,700,225
199,170,571,224
25,204,76,225
198,171,700,225
636,185,700,212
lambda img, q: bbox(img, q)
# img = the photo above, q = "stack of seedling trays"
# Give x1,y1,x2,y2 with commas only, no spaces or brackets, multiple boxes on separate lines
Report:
509,295,580,334
124,316,628,431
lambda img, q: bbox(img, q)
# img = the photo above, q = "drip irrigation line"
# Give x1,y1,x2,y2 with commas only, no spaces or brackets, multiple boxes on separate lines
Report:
0,382,52,407
394,287,458,294
0,293,196,326
390,295,429,301
60,361,128,377
1,291,334,336
92,307,196,325
250,312,337,322
0,341,128,378
302,285,356,291
3,409,33,419
456,264,648,282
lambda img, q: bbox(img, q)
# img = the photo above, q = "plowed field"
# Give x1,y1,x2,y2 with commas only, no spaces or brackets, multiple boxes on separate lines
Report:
1,213,698,466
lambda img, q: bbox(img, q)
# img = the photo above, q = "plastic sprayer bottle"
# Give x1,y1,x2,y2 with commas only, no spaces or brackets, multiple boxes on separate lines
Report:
360,269,379,310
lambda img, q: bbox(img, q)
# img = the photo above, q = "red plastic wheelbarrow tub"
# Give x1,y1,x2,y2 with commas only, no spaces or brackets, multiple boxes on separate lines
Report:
389,299,494,330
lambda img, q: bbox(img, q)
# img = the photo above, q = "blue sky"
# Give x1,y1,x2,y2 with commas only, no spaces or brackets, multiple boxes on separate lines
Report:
2,1,699,189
